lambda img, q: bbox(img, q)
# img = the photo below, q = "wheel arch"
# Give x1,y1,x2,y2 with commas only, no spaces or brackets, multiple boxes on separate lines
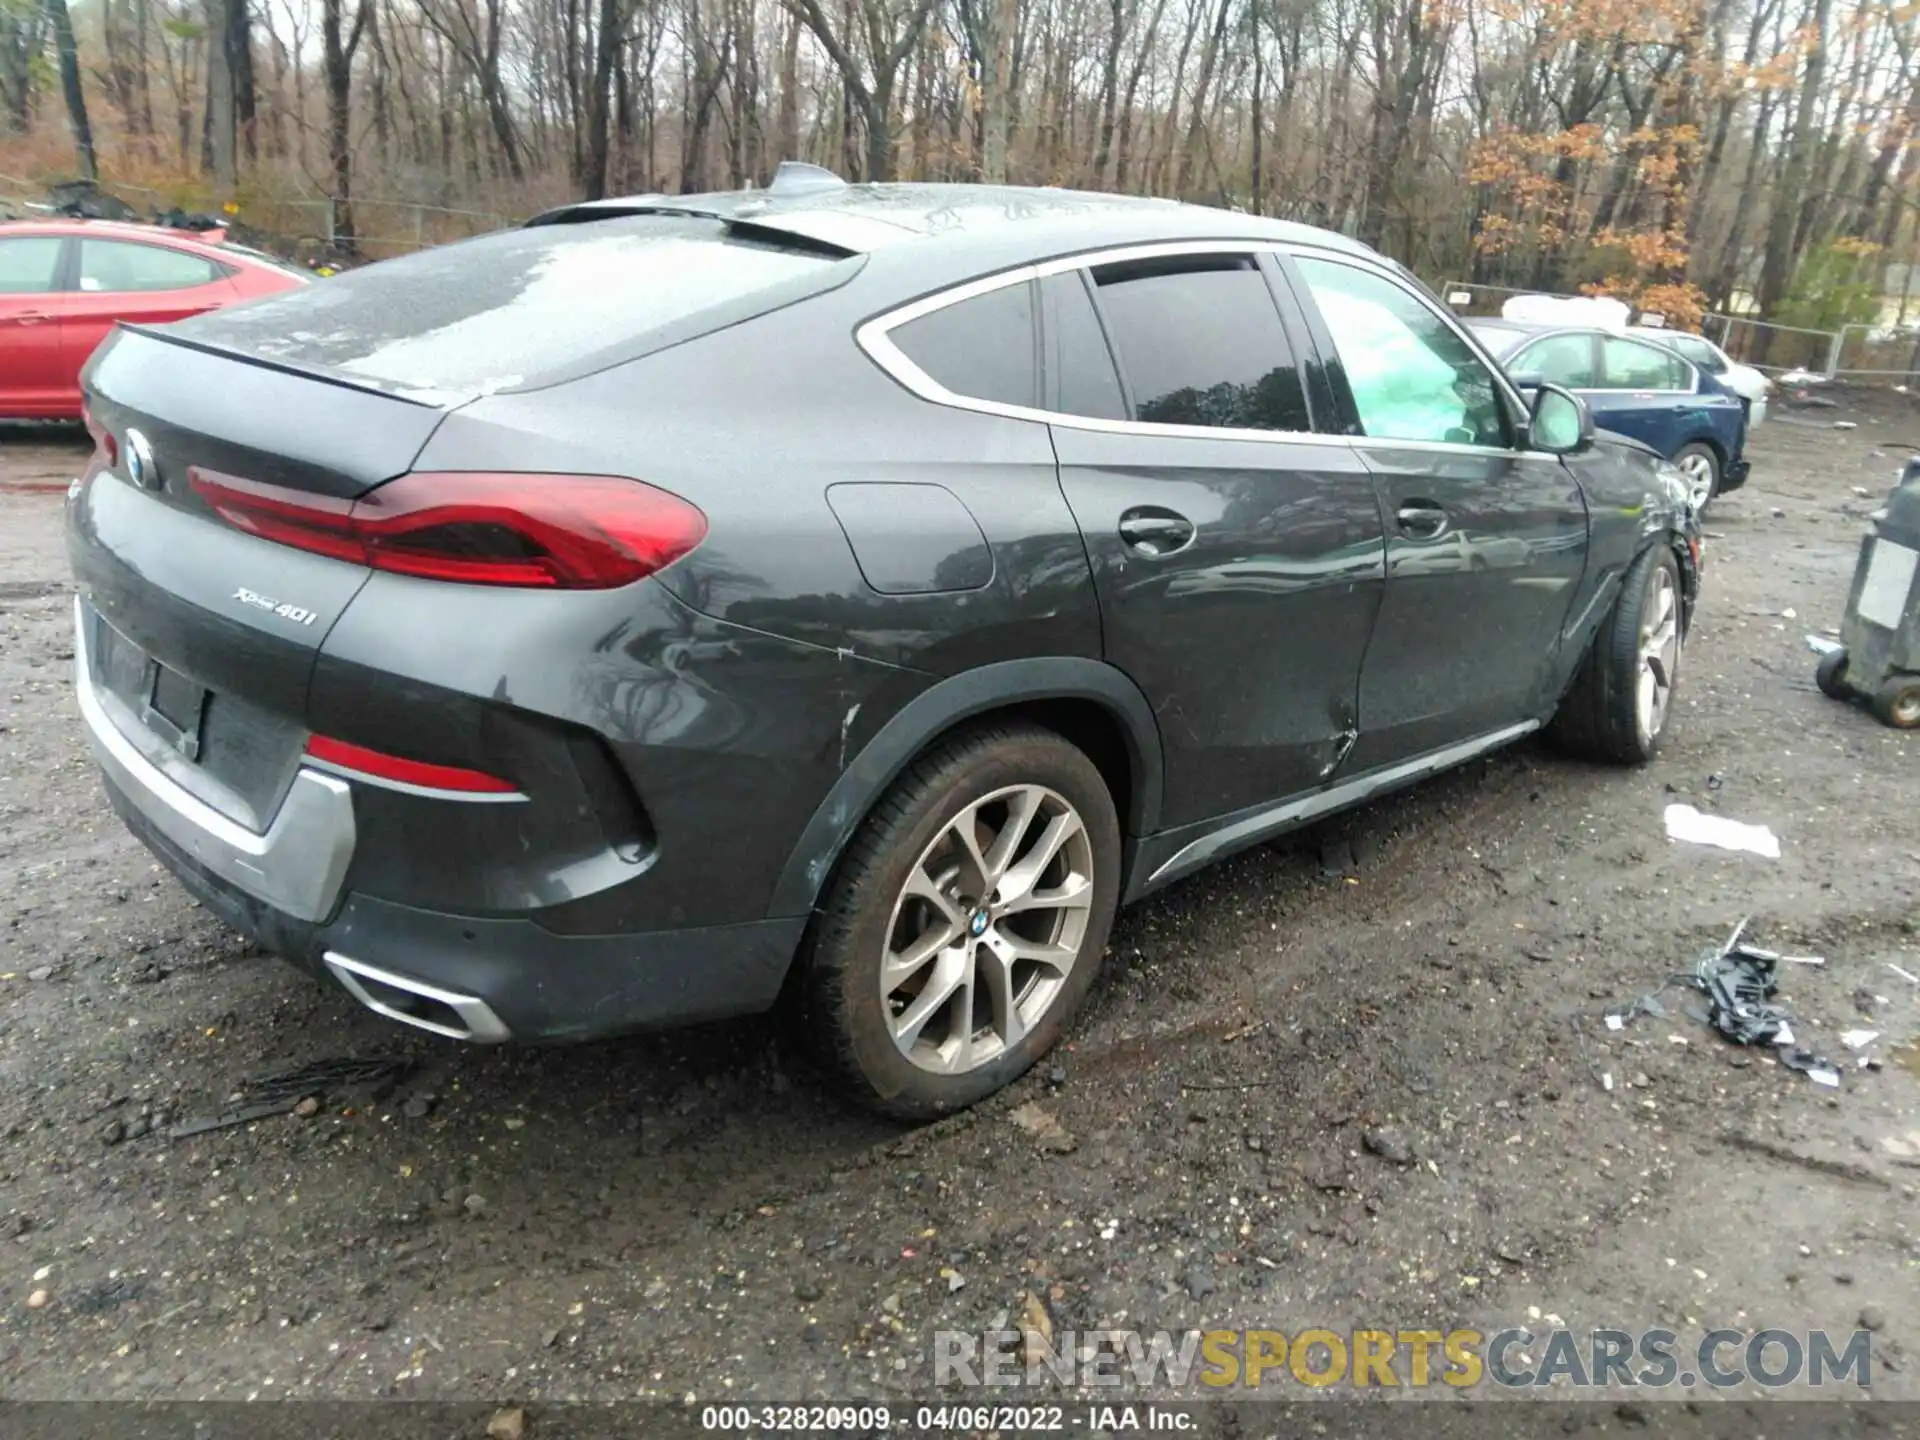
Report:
766,658,1165,920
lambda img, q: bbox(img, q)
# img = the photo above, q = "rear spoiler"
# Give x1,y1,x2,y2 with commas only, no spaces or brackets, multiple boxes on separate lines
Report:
113,323,458,409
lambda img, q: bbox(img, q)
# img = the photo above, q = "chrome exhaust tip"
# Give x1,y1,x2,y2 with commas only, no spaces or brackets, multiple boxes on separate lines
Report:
322,951,511,1043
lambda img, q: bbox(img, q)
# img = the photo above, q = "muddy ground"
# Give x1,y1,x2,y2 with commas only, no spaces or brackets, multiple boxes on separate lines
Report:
0,398,1917,1424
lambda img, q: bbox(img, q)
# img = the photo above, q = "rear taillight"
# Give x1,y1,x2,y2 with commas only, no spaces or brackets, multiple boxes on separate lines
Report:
189,469,708,589
304,735,519,795
81,402,118,478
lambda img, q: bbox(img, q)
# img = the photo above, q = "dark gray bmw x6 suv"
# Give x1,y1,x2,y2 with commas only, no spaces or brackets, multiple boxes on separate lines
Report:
68,167,1701,1116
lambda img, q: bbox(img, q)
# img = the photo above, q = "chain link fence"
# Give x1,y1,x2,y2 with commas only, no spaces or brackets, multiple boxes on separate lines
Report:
1824,322,1920,384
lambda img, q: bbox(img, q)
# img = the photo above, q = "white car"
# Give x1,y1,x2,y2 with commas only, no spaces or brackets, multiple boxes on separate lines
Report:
1627,327,1770,426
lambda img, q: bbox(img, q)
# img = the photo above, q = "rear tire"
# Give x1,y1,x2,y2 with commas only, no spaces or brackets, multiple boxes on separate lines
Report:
1673,442,1721,512
1549,545,1684,764
1815,648,1853,701
1872,675,1920,730
798,723,1121,1120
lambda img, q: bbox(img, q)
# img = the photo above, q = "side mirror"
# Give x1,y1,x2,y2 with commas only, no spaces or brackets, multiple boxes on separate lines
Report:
1528,383,1593,454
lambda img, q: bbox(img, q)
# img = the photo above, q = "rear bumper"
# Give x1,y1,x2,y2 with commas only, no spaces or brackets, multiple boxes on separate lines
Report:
75,598,355,924
79,593,805,1041
102,770,804,1041
1723,458,1752,493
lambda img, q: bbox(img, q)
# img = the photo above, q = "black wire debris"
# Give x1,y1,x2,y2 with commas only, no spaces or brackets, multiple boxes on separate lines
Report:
1606,919,1840,1088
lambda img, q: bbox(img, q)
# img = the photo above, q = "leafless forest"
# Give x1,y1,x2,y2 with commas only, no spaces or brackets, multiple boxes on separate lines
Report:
1,0,1916,326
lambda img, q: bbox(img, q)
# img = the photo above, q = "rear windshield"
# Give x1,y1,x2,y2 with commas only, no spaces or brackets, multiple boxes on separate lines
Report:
172,214,849,398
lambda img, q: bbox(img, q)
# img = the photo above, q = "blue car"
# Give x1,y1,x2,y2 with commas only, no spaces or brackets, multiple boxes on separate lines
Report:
1467,320,1751,510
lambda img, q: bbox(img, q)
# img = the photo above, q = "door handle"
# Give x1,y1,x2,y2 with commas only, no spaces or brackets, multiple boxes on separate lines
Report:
13,311,47,324
1396,501,1450,540
1117,507,1196,557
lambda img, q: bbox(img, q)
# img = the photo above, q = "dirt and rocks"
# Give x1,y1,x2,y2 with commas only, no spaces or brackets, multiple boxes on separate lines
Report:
0,400,1917,1421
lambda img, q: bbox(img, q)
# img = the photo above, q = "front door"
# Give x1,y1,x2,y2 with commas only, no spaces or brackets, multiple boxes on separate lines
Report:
1287,253,1591,769
1043,255,1387,829
0,235,72,417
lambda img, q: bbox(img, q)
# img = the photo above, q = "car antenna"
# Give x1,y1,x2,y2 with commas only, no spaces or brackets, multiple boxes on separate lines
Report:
767,161,848,196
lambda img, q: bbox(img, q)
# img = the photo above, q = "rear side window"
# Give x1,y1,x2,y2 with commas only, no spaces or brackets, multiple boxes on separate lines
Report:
1091,256,1309,432
891,280,1037,408
1601,337,1690,391
1043,271,1126,421
0,236,64,294
1512,333,1597,388
172,214,849,397
79,240,223,293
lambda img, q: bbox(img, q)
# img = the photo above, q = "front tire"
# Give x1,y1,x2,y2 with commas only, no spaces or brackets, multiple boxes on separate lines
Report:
1549,545,1684,764
1673,442,1721,512
799,723,1121,1120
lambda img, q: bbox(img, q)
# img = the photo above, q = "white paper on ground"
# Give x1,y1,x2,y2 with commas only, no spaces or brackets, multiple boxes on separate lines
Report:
1664,804,1781,858
1841,1029,1881,1050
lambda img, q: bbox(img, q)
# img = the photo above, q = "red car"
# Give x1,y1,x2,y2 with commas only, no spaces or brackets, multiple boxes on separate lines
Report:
0,218,308,420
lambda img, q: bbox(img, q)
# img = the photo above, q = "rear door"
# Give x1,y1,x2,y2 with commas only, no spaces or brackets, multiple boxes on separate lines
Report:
1045,249,1387,828
1585,335,1699,456
62,238,238,381
1286,253,1589,769
0,234,73,416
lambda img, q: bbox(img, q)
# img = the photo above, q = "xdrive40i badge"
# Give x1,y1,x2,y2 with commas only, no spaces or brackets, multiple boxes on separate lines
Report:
232,587,318,626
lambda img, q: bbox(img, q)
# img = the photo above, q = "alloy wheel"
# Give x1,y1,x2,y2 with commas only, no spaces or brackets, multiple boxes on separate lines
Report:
881,784,1094,1075
1679,452,1716,510
1637,564,1681,746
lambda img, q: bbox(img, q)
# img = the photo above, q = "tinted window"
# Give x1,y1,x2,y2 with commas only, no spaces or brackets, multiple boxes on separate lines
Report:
892,280,1037,408
1657,333,1724,372
78,240,222,293
1092,257,1308,431
0,237,64,294
1511,333,1596,387
1294,256,1509,447
174,214,847,396
1601,336,1689,391
1044,271,1126,421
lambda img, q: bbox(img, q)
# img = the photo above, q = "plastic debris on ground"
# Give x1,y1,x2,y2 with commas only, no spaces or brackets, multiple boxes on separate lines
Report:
1664,803,1782,858
1608,919,1840,1089
1807,633,1844,656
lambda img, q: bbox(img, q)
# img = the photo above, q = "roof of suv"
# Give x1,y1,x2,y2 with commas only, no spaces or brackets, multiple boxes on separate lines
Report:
531,180,1381,263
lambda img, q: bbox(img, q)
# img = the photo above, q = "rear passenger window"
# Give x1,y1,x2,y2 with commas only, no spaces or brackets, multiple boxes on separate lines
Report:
891,281,1038,408
1043,272,1126,421
1601,337,1690,391
1091,257,1309,432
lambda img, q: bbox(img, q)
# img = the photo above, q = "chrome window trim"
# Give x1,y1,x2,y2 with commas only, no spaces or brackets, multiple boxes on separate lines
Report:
857,239,1358,448
855,235,1563,460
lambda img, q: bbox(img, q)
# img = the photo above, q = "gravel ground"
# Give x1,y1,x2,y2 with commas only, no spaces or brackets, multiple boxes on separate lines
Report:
0,403,1917,1419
